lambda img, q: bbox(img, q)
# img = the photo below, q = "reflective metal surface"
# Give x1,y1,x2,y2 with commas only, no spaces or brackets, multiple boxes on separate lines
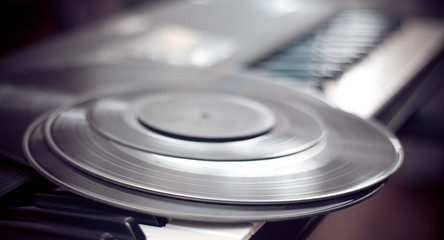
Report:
26,119,386,222
23,66,402,219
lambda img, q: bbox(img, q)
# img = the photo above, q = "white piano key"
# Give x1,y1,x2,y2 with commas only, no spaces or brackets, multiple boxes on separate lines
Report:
166,220,264,240
141,224,245,240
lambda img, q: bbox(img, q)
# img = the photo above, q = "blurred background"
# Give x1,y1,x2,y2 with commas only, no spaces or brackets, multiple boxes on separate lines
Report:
309,1,444,239
0,0,443,239
1,0,444,58
309,77,444,240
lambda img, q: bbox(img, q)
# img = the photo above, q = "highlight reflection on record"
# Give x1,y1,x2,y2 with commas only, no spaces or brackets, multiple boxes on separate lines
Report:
24,65,402,221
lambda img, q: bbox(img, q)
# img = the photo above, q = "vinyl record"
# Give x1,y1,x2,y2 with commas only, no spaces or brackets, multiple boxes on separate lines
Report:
25,119,385,222
23,65,402,220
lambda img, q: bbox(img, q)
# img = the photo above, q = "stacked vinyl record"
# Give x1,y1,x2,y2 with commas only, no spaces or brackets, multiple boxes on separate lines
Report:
24,66,402,222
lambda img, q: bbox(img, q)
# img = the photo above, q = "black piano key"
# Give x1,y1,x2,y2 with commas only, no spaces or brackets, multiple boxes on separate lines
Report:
5,206,145,240
31,191,166,227
258,47,356,69
316,12,401,42
286,39,370,57
256,67,342,84
250,216,324,240
255,61,343,73
271,53,356,66
0,220,115,240
0,158,36,197
285,46,366,59
271,72,324,88
288,47,366,63
274,70,339,81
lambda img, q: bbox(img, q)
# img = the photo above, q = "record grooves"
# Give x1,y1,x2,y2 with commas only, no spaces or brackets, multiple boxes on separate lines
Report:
23,66,403,222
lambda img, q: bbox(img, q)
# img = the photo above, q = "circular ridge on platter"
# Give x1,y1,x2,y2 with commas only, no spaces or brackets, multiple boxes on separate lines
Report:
21,65,404,221
24,119,387,222
27,66,403,205
42,97,397,204
85,90,326,161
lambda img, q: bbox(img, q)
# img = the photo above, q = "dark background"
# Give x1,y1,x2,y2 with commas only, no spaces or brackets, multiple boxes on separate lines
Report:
0,0,443,239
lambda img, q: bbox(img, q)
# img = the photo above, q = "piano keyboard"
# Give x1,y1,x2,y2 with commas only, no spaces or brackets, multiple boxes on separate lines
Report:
247,11,444,127
250,10,402,88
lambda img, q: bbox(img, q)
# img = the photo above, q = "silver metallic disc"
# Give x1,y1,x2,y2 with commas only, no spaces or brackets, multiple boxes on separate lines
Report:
25,120,385,222
23,65,402,212
30,70,402,204
136,92,276,141
43,103,398,204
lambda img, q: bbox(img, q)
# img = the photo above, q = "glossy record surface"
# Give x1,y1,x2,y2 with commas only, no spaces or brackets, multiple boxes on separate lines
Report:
24,66,402,205
25,120,385,222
